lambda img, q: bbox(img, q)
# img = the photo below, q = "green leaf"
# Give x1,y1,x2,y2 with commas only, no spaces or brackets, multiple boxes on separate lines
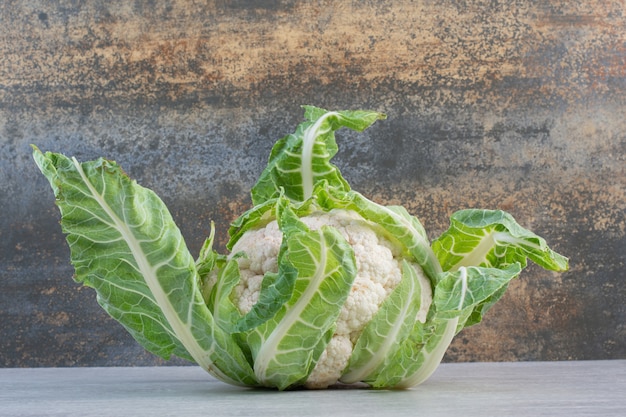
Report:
227,198,277,251
316,185,443,282
227,192,319,251
196,221,227,280
432,209,569,272
250,106,386,205
365,319,444,389
207,259,244,331
433,264,522,320
341,261,431,384
33,148,257,387
388,264,522,388
245,217,357,390
377,210,568,388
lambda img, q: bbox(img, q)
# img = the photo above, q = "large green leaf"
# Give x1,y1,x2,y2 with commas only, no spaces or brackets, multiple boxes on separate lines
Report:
251,106,386,204
33,148,256,386
341,261,430,384
244,210,357,390
433,209,569,272
375,264,521,389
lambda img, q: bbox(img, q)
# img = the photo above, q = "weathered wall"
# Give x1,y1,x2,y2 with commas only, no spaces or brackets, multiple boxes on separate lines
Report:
1,0,624,367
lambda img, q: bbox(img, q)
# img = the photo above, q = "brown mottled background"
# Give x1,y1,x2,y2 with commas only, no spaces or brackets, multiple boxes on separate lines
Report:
1,0,624,367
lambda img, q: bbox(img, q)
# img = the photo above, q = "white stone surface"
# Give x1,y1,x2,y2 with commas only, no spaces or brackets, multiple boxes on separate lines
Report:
2,360,624,416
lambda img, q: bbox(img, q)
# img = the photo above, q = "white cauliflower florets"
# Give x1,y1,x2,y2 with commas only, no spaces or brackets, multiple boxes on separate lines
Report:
230,208,430,388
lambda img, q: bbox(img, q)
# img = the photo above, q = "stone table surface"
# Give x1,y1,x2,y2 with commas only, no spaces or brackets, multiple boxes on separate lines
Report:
2,360,624,417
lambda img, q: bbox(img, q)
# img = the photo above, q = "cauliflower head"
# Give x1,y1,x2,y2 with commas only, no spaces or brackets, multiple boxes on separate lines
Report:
230,209,432,388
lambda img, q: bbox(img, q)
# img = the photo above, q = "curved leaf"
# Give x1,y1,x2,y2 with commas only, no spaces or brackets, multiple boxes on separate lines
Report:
251,106,386,204
316,185,443,282
33,148,257,387
433,209,569,272
390,264,522,388
341,261,431,384
246,219,357,390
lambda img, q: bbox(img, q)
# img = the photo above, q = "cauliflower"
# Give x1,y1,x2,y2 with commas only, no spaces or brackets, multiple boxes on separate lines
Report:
34,106,568,390
230,209,432,388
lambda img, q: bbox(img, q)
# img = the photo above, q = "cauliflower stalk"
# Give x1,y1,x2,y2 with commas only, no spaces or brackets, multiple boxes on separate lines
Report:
33,106,568,390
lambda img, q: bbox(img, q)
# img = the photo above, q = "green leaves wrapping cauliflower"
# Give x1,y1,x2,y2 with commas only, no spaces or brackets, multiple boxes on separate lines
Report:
33,106,568,390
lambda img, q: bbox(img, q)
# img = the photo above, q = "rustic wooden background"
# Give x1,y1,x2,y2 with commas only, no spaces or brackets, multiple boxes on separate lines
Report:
1,0,624,368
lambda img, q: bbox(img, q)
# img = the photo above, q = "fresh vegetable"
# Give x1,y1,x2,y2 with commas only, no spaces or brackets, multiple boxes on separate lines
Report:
33,106,568,390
